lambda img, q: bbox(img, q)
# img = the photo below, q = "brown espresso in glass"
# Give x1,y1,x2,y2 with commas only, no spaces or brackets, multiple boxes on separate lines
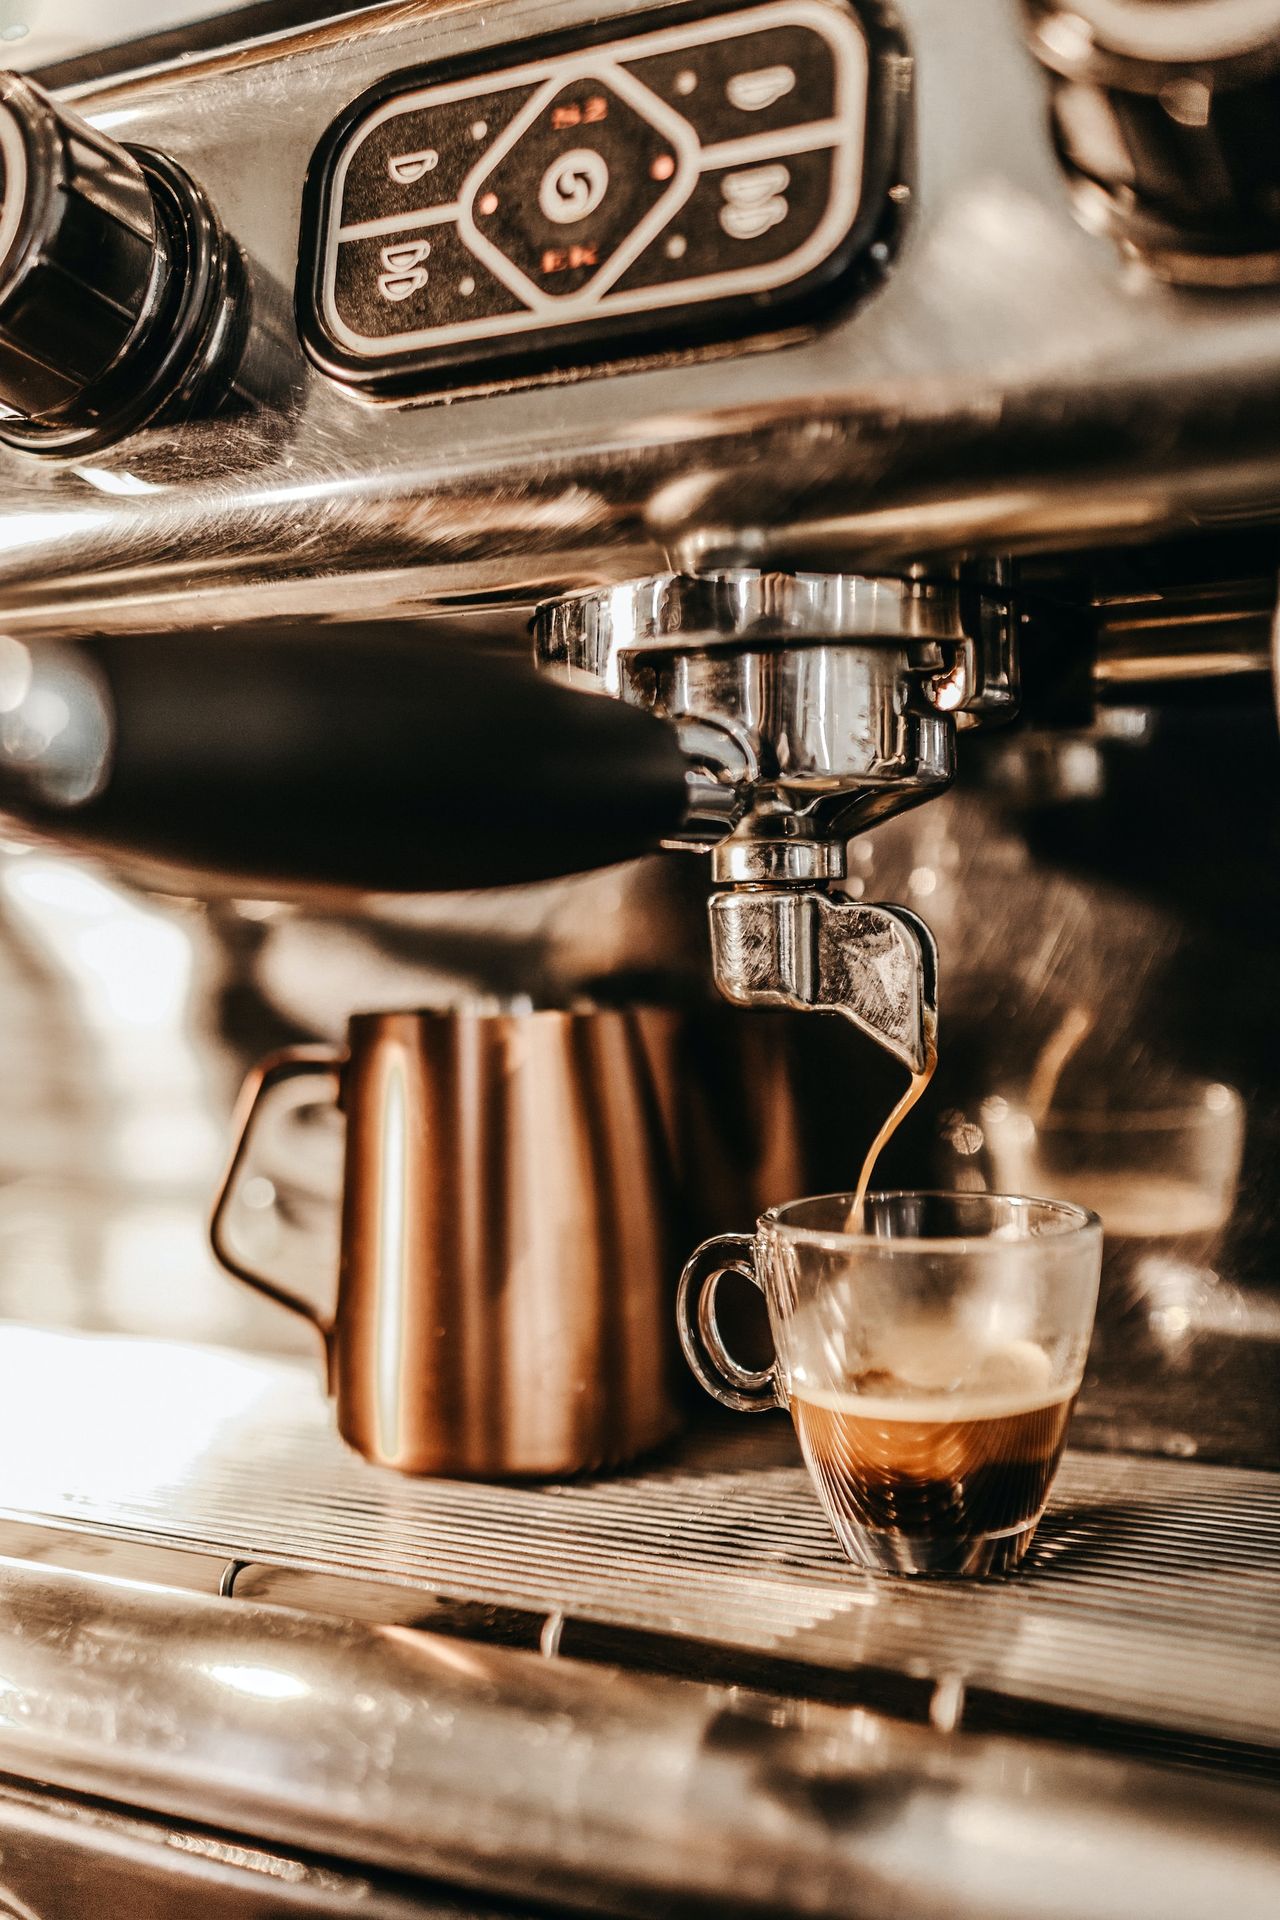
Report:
808,1018,1074,1572
791,1356,1073,1575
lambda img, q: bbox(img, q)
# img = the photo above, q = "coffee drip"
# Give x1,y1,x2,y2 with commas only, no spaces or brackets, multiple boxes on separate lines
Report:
847,1010,939,1227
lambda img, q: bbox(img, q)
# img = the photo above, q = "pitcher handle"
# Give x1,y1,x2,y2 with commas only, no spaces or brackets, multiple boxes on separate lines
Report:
676,1232,780,1413
209,1045,345,1334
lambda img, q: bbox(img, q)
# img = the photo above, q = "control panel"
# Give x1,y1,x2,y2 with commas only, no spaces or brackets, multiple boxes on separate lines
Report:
298,0,891,392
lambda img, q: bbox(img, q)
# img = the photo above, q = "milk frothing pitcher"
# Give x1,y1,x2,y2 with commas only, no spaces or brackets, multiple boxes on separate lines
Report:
211,1006,685,1477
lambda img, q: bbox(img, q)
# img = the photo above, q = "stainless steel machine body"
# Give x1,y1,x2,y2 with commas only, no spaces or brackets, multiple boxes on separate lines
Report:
0,0,1274,1913
4,0,1280,617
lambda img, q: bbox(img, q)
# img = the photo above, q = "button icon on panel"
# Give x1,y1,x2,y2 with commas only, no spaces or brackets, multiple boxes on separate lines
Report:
378,237,431,301
611,145,839,299
538,148,610,225
328,223,531,348
387,148,439,185
719,164,790,241
725,65,796,114
336,82,543,231
463,72,695,302
622,21,838,147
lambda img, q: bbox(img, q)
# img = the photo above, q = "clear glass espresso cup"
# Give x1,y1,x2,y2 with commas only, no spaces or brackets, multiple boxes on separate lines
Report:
678,1191,1103,1577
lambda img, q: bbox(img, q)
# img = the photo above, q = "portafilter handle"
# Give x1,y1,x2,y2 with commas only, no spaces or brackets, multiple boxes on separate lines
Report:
0,623,696,893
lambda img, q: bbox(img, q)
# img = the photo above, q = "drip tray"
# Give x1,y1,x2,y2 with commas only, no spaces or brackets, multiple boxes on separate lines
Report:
0,1324,1276,1769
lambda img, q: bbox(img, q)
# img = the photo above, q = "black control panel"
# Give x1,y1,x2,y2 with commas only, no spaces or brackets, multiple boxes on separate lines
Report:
298,0,893,392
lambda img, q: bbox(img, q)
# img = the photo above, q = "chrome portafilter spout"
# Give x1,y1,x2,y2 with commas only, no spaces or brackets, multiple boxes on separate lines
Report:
535,567,1018,1070
708,889,939,1076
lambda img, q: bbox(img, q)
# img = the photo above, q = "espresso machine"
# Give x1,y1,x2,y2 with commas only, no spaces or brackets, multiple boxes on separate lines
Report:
0,0,1274,1913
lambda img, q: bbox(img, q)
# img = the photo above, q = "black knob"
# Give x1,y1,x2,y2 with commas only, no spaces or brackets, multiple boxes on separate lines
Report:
0,72,242,450
1027,1,1280,281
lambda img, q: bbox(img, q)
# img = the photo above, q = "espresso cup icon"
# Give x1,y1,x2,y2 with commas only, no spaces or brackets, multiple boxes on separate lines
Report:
719,163,790,241
377,238,431,302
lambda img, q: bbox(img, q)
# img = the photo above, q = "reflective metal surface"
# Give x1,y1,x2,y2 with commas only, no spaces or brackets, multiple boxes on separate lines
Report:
9,5,369,78
1029,0,1280,66
1,1323,1277,1766
0,1543,1274,1920
709,892,938,1073
213,1006,689,1476
641,641,958,842
538,570,992,675
1026,1,1280,281
0,1779,495,1920
0,0,1272,632
1092,576,1278,686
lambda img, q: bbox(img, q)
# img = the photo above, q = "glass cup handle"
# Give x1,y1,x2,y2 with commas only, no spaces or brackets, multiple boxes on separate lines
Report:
209,1045,346,1334
676,1232,780,1413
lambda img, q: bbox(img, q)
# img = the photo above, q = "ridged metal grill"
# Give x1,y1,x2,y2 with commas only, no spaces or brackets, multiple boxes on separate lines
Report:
1,1326,1277,1755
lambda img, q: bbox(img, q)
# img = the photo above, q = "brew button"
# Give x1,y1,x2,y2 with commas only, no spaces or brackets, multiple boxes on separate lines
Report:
466,76,687,297
376,237,432,302
331,227,528,340
610,146,837,296
719,164,791,241
623,24,837,145
337,84,540,229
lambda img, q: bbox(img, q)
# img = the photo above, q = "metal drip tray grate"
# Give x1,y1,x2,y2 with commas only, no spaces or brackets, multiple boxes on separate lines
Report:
0,1324,1277,1756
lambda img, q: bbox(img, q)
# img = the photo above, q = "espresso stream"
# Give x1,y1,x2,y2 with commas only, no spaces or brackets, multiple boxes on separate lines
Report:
847,1011,938,1227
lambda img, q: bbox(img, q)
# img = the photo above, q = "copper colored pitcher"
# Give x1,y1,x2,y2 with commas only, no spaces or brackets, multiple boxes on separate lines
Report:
211,1007,685,1477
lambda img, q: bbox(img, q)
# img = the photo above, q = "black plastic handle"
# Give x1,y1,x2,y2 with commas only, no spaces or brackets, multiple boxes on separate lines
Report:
0,623,692,893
